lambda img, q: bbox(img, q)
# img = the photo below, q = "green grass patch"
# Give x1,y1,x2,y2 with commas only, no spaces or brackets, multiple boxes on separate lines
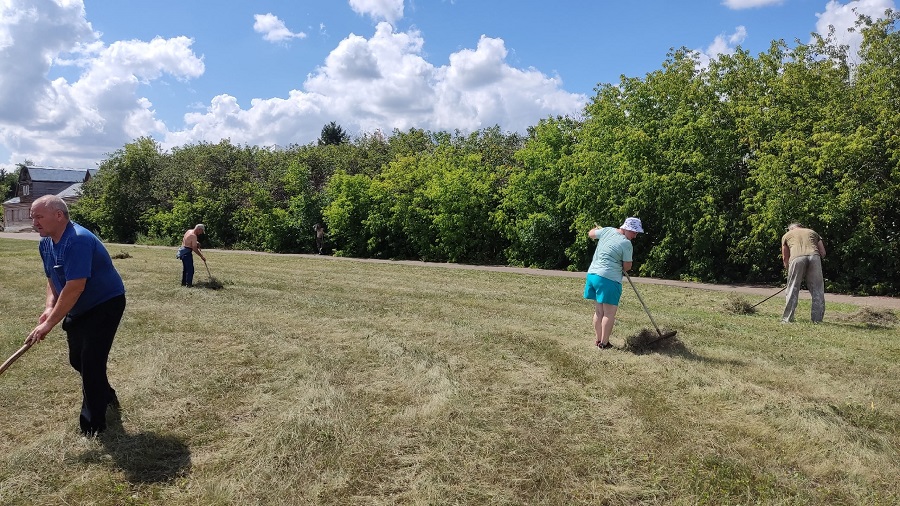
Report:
1,238,899,505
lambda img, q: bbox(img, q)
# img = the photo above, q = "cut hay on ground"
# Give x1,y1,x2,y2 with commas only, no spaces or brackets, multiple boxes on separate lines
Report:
194,277,226,290
723,293,757,314
623,328,680,353
836,306,898,327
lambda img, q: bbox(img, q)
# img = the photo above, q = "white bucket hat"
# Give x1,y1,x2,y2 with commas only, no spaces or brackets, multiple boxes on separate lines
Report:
620,217,644,234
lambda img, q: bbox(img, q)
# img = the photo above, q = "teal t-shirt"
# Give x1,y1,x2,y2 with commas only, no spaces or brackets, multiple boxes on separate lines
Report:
587,227,633,283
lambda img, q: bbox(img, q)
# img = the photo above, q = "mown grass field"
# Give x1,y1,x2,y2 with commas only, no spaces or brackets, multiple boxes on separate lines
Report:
1,237,898,505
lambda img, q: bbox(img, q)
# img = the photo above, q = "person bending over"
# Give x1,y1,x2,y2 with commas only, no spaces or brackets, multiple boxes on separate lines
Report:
584,217,644,349
781,222,826,323
26,195,127,436
177,224,206,287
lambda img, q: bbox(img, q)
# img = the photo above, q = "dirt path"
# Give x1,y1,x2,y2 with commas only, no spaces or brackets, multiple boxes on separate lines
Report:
3,231,898,309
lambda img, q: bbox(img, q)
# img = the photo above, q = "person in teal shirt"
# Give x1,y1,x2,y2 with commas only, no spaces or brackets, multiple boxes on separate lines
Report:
583,217,644,349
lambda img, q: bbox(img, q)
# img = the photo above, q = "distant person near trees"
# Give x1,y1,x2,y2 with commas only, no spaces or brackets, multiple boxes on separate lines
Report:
25,195,127,436
177,224,206,287
584,217,644,349
313,223,326,255
781,222,826,323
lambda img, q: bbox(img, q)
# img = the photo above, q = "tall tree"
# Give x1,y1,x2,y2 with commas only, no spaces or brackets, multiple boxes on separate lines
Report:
566,48,747,280
318,121,350,146
1,168,18,201
72,137,164,242
495,116,579,269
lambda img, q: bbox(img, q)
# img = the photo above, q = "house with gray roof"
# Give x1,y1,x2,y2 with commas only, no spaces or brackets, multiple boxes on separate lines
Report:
2,166,96,230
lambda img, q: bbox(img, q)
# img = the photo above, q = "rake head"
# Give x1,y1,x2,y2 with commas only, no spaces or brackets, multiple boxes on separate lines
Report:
198,259,225,289
195,277,225,290
624,328,678,353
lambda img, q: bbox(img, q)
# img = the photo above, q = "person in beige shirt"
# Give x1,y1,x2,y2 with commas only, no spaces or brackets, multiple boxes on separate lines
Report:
780,222,826,323
177,224,206,287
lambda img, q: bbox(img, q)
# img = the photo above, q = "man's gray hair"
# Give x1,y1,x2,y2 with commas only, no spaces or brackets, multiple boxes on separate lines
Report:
787,222,803,231
31,195,69,218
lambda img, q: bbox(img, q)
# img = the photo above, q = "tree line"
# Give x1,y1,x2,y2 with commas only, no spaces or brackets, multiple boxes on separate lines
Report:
71,13,899,295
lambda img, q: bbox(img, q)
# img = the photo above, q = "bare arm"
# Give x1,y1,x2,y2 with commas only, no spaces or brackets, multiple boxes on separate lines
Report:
816,240,826,258
26,278,86,345
622,261,633,272
782,243,790,269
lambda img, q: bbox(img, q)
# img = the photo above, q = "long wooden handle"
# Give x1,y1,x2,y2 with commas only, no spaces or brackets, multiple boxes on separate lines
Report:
751,286,787,308
624,272,663,336
0,342,33,376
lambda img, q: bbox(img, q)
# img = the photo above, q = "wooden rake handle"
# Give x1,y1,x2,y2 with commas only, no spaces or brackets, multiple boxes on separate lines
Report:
751,286,787,308
624,272,663,335
0,342,34,377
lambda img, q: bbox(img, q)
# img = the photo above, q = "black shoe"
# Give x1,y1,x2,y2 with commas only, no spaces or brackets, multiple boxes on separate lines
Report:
597,341,613,349
80,415,105,437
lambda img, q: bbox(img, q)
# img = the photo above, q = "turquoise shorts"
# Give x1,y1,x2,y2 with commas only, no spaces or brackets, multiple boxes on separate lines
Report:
583,273,622,305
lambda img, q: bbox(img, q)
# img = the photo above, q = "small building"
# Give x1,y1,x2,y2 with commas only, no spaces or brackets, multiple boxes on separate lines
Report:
2,166,97,230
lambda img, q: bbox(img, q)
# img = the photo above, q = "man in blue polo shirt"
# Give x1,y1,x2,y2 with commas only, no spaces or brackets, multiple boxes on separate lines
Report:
25,195,127,436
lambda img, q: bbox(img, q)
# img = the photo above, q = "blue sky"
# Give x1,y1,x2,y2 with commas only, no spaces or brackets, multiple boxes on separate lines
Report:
0,0,896,171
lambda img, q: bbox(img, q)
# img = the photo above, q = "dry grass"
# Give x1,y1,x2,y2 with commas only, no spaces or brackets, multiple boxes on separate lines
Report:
723,293,757,315
622,328,681,353
1,238,899,505
834,306,898,327
193,278,226,290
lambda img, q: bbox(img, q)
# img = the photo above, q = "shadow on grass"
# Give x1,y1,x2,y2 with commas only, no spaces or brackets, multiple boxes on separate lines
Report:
194,276,232,290
78,407,192,484
625,336,746,367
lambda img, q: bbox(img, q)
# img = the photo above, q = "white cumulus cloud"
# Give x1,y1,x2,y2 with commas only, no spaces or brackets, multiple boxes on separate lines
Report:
0,0,93,123
253,13,307,43
0,0,204,169
696,26,748,68
814,0,896,58
165,22,585,149
349,0,404,24
1,1,584,170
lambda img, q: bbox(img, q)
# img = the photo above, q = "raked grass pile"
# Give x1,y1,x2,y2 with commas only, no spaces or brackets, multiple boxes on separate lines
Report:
1,238,898,505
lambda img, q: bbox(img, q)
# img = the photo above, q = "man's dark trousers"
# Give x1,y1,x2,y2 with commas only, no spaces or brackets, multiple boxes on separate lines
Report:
180,250,194,287
63,294,126,435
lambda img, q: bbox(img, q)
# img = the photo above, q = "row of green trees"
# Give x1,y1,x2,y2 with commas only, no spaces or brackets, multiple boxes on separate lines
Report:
72,13,900,295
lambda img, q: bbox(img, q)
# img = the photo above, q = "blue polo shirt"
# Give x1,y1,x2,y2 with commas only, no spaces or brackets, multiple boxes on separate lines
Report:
39,222,126,316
